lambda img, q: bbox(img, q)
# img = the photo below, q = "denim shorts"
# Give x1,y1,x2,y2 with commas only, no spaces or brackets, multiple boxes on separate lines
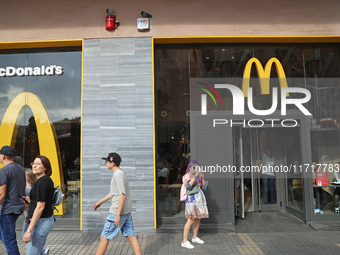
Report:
101,213,135,239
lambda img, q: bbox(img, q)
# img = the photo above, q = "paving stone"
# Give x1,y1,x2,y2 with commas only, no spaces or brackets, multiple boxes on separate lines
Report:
3,212,340,254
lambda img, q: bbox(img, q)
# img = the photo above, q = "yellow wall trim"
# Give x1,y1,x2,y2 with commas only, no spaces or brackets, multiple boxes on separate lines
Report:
80,40,84,230
0,40,82,50
152,38,157,229
153,36,340,45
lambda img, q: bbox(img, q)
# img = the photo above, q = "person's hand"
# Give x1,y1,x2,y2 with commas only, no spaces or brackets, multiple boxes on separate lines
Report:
193,169,200,178
23,231,31,243
199,171,205,179
24,203,29,211
93,202,102,211
21,196,30,204
114,214,121,227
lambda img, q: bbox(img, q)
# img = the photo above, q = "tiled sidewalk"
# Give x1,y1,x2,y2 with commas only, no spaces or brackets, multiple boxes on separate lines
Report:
1,229,340,255
2,211,340,254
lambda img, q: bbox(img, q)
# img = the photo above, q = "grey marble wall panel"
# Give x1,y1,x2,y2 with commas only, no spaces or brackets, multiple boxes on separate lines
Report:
82,121,100,130
100,76,136,85
136,200,154,221
117,98,153,107
100,38,135,56
100,119,135,128
100,84,134,94
83,39,101,56
82,37,154,232
83,56,119,76
83,101,118,115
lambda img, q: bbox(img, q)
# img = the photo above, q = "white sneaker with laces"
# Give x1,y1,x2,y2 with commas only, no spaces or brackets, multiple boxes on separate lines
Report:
192,237,204,244
43,248,50,254
181,241,194,249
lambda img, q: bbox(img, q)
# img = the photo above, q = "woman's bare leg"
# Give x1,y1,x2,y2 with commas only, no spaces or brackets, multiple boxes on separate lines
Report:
182,218,195,242
192,219,201,239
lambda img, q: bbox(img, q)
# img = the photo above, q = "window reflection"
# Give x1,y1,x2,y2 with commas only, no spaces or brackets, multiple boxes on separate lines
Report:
155,44,340,220
312,130,340,214
285,128,303,211
0,47,81,221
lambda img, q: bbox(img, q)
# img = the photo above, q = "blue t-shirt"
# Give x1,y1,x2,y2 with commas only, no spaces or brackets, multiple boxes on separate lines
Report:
0,162,26,214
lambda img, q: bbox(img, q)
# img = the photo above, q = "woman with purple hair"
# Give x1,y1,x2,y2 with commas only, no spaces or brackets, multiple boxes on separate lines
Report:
181,160,209,249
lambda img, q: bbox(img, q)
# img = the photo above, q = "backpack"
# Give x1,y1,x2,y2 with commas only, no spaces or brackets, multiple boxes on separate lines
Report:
180,173,190,201
180,183,187,201
52,182,64,212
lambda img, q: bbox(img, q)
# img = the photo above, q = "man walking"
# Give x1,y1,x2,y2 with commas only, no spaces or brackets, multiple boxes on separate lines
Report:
0,146,26,255
93,152,141,255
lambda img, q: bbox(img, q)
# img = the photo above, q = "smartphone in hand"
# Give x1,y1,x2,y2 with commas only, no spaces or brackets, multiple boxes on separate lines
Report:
17,193,29,204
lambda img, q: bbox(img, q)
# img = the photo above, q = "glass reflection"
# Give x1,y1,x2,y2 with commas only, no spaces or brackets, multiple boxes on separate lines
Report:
312,130,340,214
0,47,81,222
285,128,303,211
155,44,340,221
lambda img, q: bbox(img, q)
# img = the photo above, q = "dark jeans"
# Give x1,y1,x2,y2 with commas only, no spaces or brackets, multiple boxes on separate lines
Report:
262,175,276,204
0,213,21,255
314,188,333,209
334,188,340,208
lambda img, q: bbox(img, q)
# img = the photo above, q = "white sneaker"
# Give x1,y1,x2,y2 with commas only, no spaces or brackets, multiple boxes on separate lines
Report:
181,241,194,249
192,237,204,244
43,248,50,254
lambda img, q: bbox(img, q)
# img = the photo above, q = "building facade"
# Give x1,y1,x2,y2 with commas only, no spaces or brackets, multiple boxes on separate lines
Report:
1,0,340,232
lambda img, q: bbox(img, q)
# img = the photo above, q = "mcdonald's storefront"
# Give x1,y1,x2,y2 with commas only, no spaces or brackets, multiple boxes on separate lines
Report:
2,37,340,232
154,37,340,229
0,44,82,228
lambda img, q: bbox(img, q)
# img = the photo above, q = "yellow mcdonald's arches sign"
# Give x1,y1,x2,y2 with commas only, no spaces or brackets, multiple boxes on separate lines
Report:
242,57,289,97
0,92,65,215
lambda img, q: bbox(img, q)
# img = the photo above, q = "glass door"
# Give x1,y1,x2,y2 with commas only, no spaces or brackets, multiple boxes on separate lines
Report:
234,126,245,218
255,128,283,211
234,127,291,219
284,128,304,213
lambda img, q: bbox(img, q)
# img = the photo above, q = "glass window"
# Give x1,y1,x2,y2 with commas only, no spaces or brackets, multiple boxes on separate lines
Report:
311,130,340,214
155,43,340,222
0,47,81,222
285,128,303,211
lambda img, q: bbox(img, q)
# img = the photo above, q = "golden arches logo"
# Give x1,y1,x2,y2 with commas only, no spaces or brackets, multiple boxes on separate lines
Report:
242,57,289,97
0,92,65,214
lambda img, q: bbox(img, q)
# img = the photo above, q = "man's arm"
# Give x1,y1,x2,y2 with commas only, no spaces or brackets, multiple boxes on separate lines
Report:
93,193,111,211
113,172,128,227
0,184,7,206
114,193,126,227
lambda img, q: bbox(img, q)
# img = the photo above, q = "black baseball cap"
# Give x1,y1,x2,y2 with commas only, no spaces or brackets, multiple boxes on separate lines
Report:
13,156,24,167
101,152,122,165
0,146,16,157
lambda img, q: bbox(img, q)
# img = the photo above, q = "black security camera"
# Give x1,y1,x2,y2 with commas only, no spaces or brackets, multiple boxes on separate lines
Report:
106,9,114,15
141,11,152,18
